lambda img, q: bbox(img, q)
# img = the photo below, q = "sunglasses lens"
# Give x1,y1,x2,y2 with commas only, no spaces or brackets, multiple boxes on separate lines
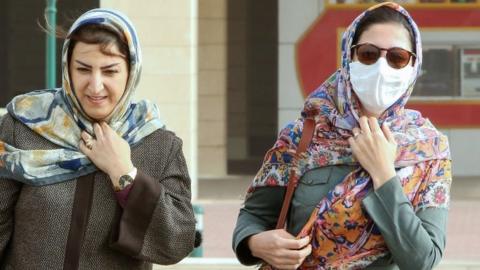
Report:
386,48,411,69
356,44,380,65
354,43,413,69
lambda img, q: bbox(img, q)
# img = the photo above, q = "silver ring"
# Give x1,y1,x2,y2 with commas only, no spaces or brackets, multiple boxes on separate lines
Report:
353,132,360,139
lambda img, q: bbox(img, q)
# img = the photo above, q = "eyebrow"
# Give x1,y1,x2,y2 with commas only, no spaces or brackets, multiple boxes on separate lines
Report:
75,60,120,69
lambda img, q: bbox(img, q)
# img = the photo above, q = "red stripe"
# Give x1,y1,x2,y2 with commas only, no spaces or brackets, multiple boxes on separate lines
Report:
464,49,480,54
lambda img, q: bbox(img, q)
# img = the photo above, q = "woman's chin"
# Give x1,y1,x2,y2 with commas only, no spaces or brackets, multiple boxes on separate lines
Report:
84,110,110,122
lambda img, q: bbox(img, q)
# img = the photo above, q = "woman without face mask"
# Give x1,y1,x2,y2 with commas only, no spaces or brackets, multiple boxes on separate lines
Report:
233,2,452,270
0,8,196,269
0,9,158,184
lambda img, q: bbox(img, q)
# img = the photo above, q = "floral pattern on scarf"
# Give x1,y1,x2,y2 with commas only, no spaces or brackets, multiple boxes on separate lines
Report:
249,2,452,269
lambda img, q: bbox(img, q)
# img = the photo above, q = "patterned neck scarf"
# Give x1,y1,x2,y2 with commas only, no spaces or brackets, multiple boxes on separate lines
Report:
249,2,451,269
0,9,164,186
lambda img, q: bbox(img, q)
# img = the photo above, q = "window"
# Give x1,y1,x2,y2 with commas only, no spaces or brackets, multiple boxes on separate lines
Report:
461,48,480,97
411,29,480,99
413,46,458,97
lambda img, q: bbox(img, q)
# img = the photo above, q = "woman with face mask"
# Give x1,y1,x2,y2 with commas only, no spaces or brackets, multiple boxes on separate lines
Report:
0,9,196,269
232,2,451,270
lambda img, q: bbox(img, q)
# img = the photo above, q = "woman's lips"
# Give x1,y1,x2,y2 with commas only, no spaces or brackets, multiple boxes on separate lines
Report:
87,95,107,105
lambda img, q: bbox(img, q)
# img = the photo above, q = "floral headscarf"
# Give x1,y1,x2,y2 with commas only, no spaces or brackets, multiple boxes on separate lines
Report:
0,9,164,186
249,2,451,268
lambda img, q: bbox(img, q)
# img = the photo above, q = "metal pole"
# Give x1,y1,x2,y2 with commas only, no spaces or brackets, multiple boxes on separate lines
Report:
45,0,57,89
190,204,204,257
189,0,199,202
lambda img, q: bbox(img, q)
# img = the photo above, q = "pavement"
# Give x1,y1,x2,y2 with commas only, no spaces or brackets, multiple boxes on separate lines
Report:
155,175,480,270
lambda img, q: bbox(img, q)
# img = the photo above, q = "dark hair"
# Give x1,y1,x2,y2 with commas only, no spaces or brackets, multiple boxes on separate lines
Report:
67,24,130,66
40,17,130,65
352,6,415,54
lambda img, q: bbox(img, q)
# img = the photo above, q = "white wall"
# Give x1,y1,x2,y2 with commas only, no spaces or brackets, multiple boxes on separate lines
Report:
278,0,325,129
197,0,228,177
444,129,480,177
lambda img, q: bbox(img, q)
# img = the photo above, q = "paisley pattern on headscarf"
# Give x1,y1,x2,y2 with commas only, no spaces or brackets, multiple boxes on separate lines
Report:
249,2,452,269
0,9,164,186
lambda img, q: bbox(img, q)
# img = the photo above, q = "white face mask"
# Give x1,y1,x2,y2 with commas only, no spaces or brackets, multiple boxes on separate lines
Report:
349,58,414,116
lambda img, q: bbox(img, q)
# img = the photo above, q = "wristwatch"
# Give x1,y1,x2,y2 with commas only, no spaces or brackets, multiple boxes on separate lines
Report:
116,167,137,192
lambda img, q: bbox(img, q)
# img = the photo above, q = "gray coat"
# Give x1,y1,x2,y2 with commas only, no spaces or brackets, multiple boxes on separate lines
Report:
0,113,196,269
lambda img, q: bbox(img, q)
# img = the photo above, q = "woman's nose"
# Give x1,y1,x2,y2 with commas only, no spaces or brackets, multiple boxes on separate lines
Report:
88,72,104,93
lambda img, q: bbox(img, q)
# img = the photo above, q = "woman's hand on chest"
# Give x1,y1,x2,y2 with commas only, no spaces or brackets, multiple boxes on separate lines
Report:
79,122,134,187
348,116,397,190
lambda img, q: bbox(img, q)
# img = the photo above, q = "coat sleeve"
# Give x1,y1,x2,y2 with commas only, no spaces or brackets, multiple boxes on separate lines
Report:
0,115,22,260
110,136,196,265
232,186,286,265
362,160,451,270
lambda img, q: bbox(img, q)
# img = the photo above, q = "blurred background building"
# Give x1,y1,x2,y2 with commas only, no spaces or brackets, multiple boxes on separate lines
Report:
1,0,479,269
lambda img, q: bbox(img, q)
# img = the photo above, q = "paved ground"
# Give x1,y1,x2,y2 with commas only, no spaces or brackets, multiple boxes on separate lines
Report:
157,175,480,269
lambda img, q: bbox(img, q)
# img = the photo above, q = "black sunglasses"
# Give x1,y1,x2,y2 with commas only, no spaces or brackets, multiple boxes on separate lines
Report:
351,43,416,69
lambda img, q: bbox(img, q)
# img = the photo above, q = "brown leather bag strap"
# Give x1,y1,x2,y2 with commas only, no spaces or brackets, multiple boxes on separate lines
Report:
275,118,315,229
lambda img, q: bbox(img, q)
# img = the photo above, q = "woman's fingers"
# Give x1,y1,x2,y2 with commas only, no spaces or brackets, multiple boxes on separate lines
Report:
358,116,371,135
348,136,363,163
368,117,382,134
93,123,104,140
100,122,113,137
350,118,397,189
352,127,361,138
299,244,312,259
282,242,311,259
78,139,91,155
282,235,310,250
276,244,311,269
249,229,311,269
278,235,311,264
382,123,396,144
80,131,91,141
80,131,95,150
348,136,357,150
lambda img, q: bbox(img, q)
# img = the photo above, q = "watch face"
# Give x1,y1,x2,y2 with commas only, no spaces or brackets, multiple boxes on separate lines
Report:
120,174,133,182
119,174,134,189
